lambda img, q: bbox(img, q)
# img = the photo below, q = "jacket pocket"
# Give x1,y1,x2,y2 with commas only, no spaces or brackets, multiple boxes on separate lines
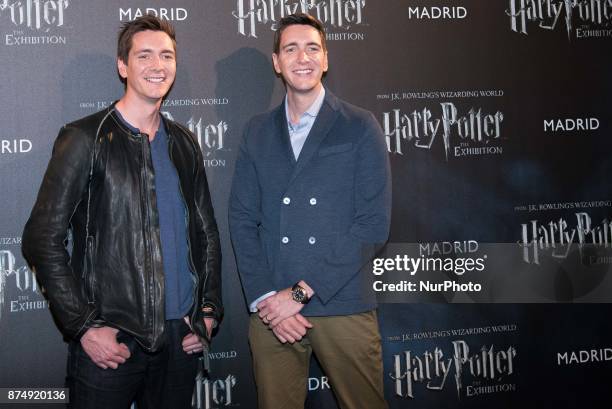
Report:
318,143,353,157
83,236,96,303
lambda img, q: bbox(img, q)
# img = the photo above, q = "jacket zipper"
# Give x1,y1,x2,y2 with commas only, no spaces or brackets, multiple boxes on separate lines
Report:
140,133,158,347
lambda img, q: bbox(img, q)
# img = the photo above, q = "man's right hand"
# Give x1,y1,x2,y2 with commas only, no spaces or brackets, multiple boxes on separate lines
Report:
80,327,131,369
271,314,313,344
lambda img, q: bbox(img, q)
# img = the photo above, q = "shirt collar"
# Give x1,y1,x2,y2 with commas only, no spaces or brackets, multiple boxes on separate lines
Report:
285,87,326,124
115,108,165,137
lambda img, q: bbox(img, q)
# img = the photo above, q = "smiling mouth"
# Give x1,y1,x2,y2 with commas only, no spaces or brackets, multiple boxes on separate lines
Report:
293,69,313,75
145,77,166,83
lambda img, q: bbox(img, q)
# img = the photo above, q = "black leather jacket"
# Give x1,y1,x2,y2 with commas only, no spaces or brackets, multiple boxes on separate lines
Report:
22,105,222,351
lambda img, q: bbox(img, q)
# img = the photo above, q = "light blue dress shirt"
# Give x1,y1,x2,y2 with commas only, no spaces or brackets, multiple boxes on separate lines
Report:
285,87,326,160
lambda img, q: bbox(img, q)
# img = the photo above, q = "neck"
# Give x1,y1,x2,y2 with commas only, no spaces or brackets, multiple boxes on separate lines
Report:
115,93,162,141
285,84,323,124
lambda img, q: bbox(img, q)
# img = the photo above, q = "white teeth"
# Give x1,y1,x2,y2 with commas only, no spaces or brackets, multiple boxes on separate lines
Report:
295,69,312,74
145,77,164,83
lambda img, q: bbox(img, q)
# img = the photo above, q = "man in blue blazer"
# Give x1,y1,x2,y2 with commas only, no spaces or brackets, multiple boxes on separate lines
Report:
229,13,391,409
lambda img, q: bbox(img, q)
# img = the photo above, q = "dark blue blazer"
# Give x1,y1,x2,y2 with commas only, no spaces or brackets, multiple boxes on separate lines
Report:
229,90,391,316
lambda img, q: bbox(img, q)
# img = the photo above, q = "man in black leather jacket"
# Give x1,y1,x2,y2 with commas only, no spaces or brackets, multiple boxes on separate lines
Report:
22,15,222,409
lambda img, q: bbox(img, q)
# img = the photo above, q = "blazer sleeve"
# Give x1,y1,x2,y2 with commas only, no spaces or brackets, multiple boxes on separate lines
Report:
306,112,392,304
228,121,275,307
21,125,98,340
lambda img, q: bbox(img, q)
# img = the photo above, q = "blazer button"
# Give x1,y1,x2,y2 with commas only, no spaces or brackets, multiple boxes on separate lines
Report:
309,198,317,205
282,236,290,244
283,197,291,205
308,236,316,245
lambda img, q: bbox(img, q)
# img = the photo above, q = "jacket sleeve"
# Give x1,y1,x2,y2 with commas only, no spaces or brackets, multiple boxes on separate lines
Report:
21,125,98,340
306,112,392,304
192,143,223,329
228,121,275,307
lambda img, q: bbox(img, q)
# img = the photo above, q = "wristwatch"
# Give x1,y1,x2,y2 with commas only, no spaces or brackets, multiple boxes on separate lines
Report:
291,282,311,304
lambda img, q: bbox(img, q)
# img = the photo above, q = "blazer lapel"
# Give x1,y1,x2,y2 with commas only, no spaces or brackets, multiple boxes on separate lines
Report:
288,93,339,184
275,104,297,166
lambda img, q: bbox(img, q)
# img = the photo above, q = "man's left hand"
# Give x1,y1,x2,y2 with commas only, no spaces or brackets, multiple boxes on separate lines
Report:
182,332,203,355
181,316,215,354
257,287,303,328
271,313,313,344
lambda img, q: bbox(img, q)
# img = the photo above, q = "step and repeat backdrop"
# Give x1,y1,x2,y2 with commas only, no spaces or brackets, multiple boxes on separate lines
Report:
1,1,611,408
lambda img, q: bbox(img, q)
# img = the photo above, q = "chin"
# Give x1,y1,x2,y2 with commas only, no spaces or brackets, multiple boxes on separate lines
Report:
295,86,319,94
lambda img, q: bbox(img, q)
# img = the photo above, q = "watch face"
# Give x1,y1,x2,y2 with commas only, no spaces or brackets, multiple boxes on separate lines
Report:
293,288,306,303
292,283,310,304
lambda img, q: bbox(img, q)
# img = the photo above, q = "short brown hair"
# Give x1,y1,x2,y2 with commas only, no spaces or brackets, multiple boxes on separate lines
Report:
117,14,176,64
273,13,326,54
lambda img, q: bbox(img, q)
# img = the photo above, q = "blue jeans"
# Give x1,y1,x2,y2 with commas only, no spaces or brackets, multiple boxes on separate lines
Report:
66,319,199,409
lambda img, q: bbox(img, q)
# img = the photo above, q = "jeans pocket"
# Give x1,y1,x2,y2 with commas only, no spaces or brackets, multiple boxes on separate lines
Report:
115,330,135,354
66,341,80,381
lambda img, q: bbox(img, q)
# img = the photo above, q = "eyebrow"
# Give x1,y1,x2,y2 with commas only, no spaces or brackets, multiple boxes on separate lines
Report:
282,41,321,50
134,48,175,54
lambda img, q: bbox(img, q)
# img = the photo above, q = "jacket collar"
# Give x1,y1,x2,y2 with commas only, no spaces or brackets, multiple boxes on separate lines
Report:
107,101,172,141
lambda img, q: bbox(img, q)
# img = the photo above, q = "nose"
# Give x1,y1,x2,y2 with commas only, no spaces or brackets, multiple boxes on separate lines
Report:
150,54,163,69
297,49,309,63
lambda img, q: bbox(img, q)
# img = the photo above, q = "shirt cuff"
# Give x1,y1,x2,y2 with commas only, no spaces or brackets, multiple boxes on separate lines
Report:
249,291,277,313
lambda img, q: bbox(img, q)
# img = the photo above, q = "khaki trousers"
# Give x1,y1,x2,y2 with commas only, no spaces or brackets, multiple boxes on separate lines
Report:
248,310,388,409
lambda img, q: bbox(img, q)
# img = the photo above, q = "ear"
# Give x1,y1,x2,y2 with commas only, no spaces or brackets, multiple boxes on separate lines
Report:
117,58,128,79
322,50,329,73
272,53,281,75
